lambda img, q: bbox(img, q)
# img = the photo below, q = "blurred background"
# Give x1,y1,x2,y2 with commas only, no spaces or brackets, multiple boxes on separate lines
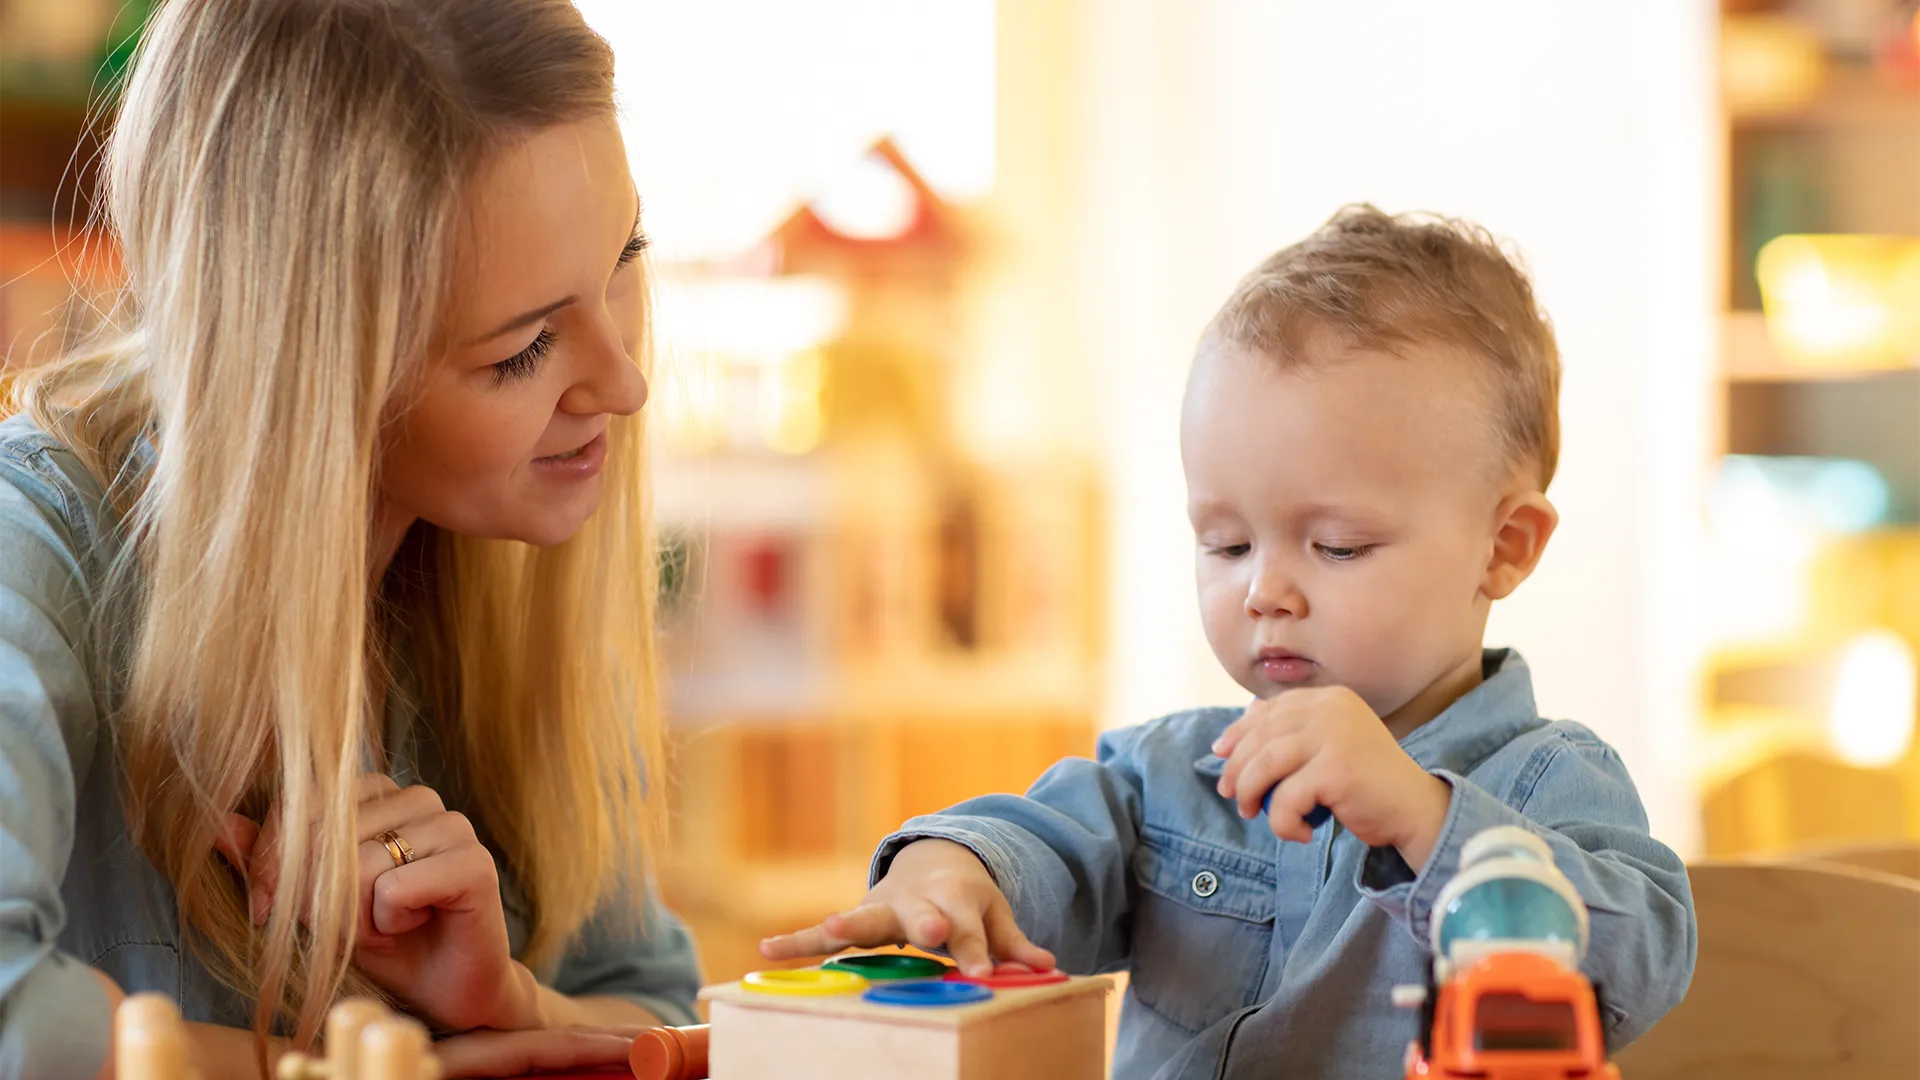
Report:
3,0,1917,984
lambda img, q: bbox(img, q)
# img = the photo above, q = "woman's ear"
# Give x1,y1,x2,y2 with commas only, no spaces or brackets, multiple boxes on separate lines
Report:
1482,491,1559,601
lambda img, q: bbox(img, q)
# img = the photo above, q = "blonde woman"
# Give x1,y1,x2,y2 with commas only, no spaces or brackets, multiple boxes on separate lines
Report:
0,1,701,1077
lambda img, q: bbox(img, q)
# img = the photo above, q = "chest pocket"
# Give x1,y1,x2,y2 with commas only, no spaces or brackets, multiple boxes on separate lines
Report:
1129,827,1276,1034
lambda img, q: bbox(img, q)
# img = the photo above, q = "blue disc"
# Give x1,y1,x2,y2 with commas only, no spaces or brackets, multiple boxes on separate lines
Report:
1261,789,1333,828
863,980,994,1007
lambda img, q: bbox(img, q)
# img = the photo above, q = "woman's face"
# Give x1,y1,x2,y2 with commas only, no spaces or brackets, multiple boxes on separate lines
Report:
376,116,647,552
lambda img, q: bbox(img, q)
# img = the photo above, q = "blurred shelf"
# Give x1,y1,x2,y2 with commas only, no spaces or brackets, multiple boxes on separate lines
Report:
668,651,1099,726
1721,311,1920,382
1729,66,1920,128
661,853,873,924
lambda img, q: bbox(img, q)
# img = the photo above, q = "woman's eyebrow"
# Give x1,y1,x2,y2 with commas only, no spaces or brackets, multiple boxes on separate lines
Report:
468,295,576,346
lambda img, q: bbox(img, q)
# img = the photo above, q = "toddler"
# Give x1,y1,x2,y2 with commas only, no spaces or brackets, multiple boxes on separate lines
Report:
763,206,1697,1080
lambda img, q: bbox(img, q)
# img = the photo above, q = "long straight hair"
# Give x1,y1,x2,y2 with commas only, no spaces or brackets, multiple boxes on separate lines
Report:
15,0,662,1049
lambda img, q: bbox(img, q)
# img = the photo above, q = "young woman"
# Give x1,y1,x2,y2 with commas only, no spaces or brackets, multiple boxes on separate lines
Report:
0,2,699,1076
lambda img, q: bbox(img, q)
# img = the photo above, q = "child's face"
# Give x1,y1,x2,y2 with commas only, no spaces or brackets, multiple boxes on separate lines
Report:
1181,341,1525,729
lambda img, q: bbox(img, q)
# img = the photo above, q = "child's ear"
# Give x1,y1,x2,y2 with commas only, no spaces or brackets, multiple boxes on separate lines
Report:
1482,491,1558,601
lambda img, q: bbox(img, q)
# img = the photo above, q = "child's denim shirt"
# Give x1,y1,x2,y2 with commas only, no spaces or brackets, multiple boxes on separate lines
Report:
0,416,701,1079
873,650,1697,1080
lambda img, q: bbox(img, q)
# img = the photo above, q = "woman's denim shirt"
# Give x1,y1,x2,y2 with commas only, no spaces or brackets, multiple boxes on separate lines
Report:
0,415,700,1080
873,650,1698,1080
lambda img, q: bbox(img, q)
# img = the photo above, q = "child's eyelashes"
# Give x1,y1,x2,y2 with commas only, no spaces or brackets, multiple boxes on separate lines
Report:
1204,542,1252,559
492,327,554,386
1315,543,1375,562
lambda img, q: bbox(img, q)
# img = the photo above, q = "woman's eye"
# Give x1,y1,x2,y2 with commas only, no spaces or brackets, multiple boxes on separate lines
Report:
1315,543,1374,562
617,230,649,267
492,327,554,386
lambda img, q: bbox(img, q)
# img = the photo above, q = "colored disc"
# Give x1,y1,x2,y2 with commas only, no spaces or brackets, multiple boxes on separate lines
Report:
863,980,994,1007
945,965,1070,988
822,953,954,981
742,968,868,996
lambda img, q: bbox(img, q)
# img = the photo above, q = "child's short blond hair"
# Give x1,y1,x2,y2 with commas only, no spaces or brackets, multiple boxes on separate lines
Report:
1204,204,1562,489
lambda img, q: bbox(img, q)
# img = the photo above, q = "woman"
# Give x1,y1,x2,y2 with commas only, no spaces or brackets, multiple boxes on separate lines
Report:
0,1,700,1077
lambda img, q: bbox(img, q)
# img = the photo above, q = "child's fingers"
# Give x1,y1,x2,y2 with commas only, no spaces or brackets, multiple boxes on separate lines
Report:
1209,714,1250,758
1265,770,1322,844
895,896,953,953
1221,734,1310,816
758,924,843,961
759,903,899,960
936,900,993,978
983,899,1056,972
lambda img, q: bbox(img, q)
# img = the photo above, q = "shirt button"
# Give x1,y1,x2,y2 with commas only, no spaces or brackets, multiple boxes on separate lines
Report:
1191,870,1220,898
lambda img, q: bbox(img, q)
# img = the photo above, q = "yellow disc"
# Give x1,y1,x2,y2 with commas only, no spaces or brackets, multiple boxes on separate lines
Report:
742,968,869,996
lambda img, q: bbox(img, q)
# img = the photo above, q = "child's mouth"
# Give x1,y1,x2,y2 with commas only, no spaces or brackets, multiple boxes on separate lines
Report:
1257,650,1317,683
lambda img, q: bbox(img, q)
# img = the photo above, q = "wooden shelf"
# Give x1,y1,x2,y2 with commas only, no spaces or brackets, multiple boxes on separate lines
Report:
1729,66,1920,128
1721,311,1920,383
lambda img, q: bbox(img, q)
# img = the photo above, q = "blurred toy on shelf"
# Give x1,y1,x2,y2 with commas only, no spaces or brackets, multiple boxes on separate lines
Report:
650,140,1103,982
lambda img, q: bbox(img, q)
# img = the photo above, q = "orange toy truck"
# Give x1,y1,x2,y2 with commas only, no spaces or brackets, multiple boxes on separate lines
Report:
1392,826,1620,1080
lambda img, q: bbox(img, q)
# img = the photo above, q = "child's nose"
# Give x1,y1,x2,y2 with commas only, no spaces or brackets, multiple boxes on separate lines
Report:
1244,563,1305,618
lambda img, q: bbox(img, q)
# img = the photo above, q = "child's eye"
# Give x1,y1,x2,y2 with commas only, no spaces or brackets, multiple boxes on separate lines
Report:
1206,542,1251,559
492,327,555,386
1315,543,1374,562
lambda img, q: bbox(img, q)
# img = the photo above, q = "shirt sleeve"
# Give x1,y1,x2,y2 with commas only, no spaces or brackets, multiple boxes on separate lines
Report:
1356,736,1698,1047
868,726,1149,976
547,875,703,1026
0,456,113,1080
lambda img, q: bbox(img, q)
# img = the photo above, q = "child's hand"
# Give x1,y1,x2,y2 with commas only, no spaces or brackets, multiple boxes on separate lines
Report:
1212,686,1451,869
756,838,1056,978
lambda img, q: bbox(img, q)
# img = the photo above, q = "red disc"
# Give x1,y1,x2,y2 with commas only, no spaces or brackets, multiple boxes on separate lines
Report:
944,965,1070,988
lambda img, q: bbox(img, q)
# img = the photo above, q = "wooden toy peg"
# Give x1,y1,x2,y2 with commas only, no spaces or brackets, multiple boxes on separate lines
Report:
629,1024,711,1080
276,999,416,1080
359,1015,440,1080
116,993,197,1080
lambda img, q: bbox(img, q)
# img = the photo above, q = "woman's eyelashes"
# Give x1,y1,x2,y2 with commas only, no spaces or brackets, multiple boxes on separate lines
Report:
492,327,555,386
490,231,644,387
618,230,649,267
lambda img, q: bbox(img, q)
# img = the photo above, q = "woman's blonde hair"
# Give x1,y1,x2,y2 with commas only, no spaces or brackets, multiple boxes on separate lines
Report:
14,0,661,1051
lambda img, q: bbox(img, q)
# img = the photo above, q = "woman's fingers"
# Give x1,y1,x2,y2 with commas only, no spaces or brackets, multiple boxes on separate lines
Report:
356,811,483,937
246,804,283,926
212,814,258,876
368,841,500,938
356,783,447,843
243,774,407,925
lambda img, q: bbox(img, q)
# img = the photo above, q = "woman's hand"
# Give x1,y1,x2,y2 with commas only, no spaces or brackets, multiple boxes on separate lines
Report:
433,1026,648,1078
215,774,538,1033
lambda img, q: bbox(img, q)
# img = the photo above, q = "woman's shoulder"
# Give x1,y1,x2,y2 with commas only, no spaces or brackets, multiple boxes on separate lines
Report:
0,413,117,544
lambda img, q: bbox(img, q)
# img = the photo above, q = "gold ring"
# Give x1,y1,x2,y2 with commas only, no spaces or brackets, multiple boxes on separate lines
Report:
375,830,416,867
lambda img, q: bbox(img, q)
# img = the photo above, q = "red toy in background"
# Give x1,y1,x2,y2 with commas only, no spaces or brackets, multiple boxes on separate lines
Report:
1393,826,1621,1080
